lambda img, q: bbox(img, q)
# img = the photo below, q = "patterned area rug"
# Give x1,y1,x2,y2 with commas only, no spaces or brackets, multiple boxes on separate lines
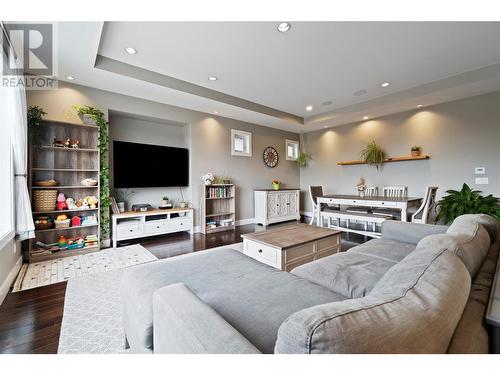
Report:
13,244,157,292
57,242,243,354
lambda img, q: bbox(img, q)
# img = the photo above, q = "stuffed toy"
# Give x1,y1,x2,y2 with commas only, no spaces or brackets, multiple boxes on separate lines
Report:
56,193,68,210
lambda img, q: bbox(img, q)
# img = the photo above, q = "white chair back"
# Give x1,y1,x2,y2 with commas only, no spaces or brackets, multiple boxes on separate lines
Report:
383,186,407,198
412,186,438,224
365,186,379,197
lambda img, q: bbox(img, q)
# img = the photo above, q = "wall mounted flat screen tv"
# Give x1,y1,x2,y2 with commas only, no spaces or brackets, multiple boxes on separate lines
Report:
113,141,189,188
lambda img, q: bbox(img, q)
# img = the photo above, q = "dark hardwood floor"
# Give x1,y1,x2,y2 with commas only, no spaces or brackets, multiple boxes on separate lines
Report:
0,221,364,354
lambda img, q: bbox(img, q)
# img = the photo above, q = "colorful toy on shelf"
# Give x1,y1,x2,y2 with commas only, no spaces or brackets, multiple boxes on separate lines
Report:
56,193,68,210
82,214,97,226
57,235,67,248
70,138,79,149
85,196,98,209
66,237,84,250
71,216,81,227
66,197,77,210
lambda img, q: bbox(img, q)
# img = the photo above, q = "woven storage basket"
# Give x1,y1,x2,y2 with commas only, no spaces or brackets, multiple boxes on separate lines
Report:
34,190,57,212
54,219,70,229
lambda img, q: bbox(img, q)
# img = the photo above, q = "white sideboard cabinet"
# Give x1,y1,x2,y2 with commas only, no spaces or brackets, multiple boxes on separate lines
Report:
254,189,300,226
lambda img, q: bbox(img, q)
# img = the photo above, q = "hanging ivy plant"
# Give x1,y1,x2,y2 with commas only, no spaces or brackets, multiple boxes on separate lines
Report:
27,106,47,145
73,105,111,243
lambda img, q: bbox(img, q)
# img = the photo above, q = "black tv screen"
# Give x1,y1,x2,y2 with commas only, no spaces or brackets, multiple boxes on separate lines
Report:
113,141,189,188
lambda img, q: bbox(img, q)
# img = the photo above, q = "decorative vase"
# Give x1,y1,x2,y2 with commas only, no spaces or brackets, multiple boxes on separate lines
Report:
272,183,280,190
411,150,421,157
79,113,96,125
117,202,125,213
358,191,365,198
204,180,212,186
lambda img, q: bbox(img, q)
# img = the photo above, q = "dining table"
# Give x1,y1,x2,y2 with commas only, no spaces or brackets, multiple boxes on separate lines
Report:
316,194,422,227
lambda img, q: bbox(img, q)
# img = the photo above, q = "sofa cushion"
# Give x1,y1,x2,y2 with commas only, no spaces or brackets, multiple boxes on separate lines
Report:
444,216,491,277
121,248,345,354
275,243,471,354
291,239,415,298
348,238,416,263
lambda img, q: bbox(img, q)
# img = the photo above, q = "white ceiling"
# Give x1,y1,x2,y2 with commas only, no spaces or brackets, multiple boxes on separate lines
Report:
55,22,500,133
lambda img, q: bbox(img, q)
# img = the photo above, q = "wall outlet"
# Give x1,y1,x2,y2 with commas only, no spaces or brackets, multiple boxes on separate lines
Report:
475,167,486,175
475,177,489,185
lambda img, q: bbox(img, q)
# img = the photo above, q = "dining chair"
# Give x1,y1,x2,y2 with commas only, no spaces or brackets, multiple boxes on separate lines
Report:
373,186,408,218
411,186,438,224
346,186,379,214
383,186,408,197
309,186,324,225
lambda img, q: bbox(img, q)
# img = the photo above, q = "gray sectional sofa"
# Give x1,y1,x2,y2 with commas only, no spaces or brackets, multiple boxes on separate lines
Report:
120,214,500,354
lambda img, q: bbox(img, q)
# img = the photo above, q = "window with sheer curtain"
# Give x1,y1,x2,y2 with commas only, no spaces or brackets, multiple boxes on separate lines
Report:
0,89,14,249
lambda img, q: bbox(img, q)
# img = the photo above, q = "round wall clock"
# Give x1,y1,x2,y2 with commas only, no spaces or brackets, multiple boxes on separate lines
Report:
263,146,279,168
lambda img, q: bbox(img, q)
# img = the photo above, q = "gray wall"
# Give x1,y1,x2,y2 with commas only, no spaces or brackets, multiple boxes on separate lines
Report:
108,112,191,209
300,91,500,213
27,82,300,228
0,239,22,304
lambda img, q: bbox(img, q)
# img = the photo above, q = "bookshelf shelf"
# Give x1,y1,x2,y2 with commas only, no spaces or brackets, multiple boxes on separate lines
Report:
202,184,236,234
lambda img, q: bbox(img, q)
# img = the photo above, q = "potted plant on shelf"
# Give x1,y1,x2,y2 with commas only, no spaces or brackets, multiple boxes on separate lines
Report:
27,106,47,146
435,183,500,224
411,146,422,157
360,140,385,170
161,196,169,207
272,179,281,190
296,151,312,168
114,188,135,213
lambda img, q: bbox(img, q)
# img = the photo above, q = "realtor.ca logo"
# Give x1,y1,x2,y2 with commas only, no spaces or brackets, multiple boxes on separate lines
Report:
1,22,58,90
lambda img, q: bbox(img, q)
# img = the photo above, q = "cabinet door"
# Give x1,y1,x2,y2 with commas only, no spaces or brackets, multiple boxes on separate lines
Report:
278,193,289,216
267,193,280,219
287,192,298,216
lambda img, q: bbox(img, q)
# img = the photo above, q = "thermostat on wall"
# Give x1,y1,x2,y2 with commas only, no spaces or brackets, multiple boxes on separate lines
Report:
475,167,486,175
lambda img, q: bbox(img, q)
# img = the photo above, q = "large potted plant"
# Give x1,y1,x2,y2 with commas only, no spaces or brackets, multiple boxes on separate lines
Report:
360,141,385,170
435,183,500,224
27,106,47,145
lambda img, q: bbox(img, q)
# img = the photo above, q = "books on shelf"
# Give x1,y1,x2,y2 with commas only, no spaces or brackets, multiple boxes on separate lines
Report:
207,186,232,198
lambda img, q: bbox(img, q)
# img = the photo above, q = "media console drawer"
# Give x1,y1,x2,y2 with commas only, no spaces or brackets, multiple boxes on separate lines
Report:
117,223,143,238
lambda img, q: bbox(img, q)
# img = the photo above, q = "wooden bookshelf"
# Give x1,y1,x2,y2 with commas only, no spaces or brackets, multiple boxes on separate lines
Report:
201,184,236,234
337,155,430,166
28,119,101,263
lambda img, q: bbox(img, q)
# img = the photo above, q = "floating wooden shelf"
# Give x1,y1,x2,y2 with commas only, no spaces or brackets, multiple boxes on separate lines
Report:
337,155,430,166
37,146,99,152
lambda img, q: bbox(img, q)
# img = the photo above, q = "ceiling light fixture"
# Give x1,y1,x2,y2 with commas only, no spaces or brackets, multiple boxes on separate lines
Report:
417,104,423,108
125,47,137,54
306,105,313,111
381,82,390,87
363,116,369,120
277,22,291,33
65,75,75,81
208,76,218,81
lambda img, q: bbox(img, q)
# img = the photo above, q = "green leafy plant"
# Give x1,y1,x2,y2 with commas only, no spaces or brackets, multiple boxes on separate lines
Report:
360,141,385,170
436,183,500,224
74,105,111,242
27,106,47,145
162,196,169,201
296,151,312,167
411,146,421,152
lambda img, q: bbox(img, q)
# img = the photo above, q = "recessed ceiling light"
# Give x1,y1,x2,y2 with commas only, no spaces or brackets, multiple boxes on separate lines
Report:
321,101,333,106
417,104,423,108
306,105,313,111
65,75,75,81
354,89,367,96
381,82,390,87
208,76,218,81
363,116,369,120
277,22,291,33
125,47,137,55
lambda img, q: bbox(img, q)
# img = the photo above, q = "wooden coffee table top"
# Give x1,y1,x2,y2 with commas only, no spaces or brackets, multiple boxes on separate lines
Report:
241,224,341,250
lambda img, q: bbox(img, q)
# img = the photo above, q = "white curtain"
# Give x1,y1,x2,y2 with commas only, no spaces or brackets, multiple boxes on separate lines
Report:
7,59,35,241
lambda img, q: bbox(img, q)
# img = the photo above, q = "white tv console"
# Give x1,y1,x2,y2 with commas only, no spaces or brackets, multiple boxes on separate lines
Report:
111,208,194,247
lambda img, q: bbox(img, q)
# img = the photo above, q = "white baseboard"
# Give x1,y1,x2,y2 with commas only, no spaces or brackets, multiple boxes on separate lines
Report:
0,256,22,306
194,218,256,234
301,211,313,218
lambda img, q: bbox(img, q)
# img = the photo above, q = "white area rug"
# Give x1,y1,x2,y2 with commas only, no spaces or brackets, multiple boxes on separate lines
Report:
13,244,157,292
57,242,243,354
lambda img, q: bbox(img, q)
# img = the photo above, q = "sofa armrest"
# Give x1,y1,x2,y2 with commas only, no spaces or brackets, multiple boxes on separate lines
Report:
381,221,448,245
153,283,261,354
